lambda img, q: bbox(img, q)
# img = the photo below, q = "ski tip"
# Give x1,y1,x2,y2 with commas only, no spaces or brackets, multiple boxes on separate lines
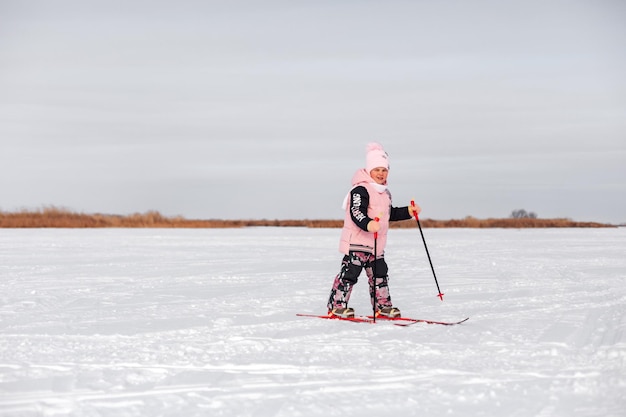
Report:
394,317,470,326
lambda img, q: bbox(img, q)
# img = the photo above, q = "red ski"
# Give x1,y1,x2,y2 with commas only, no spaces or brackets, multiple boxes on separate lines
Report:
296,313,373,323
367,315,469,326
297,313,468,326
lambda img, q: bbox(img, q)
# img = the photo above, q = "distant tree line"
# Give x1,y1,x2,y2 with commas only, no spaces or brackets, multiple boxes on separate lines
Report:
510,209,537,219
0,207,616,228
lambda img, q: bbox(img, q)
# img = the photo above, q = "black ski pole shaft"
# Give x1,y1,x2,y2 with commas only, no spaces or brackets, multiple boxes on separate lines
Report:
371,216,380,322
411,200,444,301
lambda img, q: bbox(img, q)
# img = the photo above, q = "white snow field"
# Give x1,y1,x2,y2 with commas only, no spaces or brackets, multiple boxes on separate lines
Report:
1,227,625,417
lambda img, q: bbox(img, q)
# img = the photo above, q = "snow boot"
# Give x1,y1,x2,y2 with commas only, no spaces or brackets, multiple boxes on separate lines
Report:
329,307,355,318
376,307,401,318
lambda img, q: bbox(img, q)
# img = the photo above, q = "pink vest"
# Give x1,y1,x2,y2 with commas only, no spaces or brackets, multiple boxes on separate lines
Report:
339,169,391,258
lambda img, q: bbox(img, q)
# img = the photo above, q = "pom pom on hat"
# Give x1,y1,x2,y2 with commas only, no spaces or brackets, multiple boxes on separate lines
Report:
365,142,389,173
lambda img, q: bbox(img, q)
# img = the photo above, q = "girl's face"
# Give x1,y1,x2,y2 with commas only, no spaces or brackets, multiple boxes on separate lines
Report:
369,167,388,185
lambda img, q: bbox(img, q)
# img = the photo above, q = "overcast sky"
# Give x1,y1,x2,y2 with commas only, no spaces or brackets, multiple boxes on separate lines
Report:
1,0,625,223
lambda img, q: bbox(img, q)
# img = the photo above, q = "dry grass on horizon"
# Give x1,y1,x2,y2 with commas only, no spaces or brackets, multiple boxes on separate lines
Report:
0,207,615,229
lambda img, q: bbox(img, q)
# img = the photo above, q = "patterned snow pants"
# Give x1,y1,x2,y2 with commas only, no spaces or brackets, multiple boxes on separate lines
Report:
327,251,393,311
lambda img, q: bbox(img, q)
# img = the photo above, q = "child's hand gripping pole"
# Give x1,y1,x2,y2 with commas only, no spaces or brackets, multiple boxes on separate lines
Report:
373,216,379,239
411,200,445,301
410,199,419,221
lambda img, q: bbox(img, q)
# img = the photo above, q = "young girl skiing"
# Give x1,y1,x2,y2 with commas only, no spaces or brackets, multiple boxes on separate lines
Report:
327,142,421,319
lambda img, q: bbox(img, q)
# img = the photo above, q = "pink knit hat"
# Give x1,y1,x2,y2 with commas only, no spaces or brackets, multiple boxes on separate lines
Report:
365,142,389,173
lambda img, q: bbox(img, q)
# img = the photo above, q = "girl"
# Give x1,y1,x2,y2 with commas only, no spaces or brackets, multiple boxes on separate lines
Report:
327,142,421,318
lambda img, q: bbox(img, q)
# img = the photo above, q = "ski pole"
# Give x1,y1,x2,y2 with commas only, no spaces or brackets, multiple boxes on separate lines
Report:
372,216,379,322
411,200,445,301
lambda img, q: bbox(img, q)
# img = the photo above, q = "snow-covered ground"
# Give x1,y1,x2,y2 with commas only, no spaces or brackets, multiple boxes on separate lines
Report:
1,227,624,417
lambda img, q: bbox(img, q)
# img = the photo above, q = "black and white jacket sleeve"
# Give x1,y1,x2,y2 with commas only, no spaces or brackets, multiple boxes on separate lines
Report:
349,186,373,232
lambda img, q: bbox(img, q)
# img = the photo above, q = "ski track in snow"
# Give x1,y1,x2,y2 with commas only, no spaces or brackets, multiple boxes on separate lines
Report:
0,227,625,417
